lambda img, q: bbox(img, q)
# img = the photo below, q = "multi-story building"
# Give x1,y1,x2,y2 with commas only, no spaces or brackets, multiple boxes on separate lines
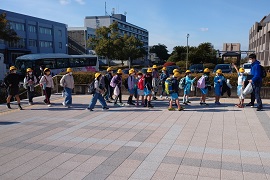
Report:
67,27,95,55
249,14,270,66
0,9,67,65
84,14,149,50
223,43,241,52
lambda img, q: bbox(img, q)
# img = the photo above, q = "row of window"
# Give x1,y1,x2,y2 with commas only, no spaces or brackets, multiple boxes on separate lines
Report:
9,22,62,36
8,38,63,49
118,23,148,36
118,30,148,41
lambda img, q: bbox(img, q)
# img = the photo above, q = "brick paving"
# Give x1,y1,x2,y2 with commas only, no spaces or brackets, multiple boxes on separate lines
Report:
0,94,270,180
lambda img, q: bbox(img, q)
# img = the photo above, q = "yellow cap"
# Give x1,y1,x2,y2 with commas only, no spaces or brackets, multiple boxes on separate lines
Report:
239,68,245,73
147,68,152,73
129,69,134,74
173,69,179,73
186,70,191,73
216,69,222,74
152,65,157,69
67,68,72,73
9,66,16,71
26,68,33,72
95,72,101,79
44,68,50,72
162,67,167,71
203,68,210,73
117,69,123,74
107,67,113,71
174,72,181,78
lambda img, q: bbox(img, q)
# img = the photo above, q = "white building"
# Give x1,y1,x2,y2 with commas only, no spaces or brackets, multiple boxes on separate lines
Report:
84,14,149,50
249,14,270,65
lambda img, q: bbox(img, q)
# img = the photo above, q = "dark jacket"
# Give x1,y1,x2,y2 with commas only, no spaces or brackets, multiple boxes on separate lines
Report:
4,73,20,88
171,78,179,93
251,60,262,83
144,73,153,90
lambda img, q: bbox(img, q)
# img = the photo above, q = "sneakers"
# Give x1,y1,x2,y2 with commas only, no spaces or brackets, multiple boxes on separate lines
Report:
106,100,112,103
200,102,209,106
187,101,191,103
246,102,254,107
183,102,188,105
257,108,263,111
215,102,221,105
160,95,163,98
28,102,33,105
178,107,185,111
86,108,93,111
102,107,109,111
18,104,23,110
6,103,11,109
62,102,66,107
153,97,157,100
168,107,175,111
48,104,52,107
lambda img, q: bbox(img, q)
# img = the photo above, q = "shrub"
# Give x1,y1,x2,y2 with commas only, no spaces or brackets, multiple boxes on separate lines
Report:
203,63,216,70
176,61,186,68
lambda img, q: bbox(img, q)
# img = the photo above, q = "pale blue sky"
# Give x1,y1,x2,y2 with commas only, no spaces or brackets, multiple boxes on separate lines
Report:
1,0,270,52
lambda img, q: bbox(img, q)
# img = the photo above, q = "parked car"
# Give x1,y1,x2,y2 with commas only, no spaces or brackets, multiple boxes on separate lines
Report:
242,63,251,74
166,65,180,75
189,64,204,73
213,64,232,74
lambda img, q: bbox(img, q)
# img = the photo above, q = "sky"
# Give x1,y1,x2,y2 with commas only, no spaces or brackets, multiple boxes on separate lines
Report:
1,0,270,53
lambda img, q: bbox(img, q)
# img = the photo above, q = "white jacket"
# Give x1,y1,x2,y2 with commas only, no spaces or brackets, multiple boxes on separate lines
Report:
60,74,74,89
40,75,54,88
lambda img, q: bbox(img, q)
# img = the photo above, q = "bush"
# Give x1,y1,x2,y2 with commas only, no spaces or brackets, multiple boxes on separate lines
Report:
203,63,216,70
176,61,186,69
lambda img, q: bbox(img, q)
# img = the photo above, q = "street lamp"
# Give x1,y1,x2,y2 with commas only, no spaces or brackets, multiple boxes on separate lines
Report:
186,33,190,70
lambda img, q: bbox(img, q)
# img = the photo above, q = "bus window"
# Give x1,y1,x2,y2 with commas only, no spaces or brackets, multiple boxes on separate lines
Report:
15,60,33,73
43,59,56,69
56,58,69,69
70,58,86,67
88,57,97,66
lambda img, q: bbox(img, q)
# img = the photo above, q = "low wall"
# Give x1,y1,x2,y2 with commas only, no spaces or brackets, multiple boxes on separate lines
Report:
70,85,270,99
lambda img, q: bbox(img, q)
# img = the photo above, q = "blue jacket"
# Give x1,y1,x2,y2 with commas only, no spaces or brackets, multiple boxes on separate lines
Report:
251,60,262,83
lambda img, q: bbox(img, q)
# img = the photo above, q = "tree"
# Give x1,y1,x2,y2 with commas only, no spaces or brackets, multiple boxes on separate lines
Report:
150,44,169,61
0,13,20,42
87,22,119,66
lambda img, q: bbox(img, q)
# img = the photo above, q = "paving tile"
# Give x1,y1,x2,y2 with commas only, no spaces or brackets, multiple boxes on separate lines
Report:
41,168,70,179
61,170,88,180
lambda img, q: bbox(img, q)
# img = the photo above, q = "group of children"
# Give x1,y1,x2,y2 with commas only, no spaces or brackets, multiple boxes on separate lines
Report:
4,64,247,111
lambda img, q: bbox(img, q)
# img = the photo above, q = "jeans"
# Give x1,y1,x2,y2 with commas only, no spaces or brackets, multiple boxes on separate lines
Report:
104,85,113,100
88,92,107,109
251,82,263,108
64,87,72,105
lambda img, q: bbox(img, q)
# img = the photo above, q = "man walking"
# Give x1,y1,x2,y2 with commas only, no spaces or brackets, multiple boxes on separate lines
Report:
246,54,263,111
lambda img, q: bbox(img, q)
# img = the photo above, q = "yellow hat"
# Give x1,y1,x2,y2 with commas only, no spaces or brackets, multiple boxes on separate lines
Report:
44,68,50,72
117,69,122,74
162,67,167,71
107,67,113,71
186,70,191,73
95,72,101,79
203,68,210,73
152,65,157,69
26,68,33,72
147,68,152,73
129,69,134,74
173,69,179,73
239,68,245,73
9,66,16,71
216,69,222,74
174,72,181,78
67,68,72,73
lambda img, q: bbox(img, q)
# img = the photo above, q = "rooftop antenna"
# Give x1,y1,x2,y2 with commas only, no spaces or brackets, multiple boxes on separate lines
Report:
124,11,127,16
105,2,108,16
112,8,115,15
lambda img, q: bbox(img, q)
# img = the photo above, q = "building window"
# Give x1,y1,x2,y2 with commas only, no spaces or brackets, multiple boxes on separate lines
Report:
40,41,53,48
29,25,36,33
59,42,62,49
29,39,37,47
58,30,62,37
39,27,52,35
9,22,25,31
9,38,26,48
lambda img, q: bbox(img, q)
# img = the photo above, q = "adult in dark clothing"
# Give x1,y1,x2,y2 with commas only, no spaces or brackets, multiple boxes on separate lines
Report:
104,67,114,102
246,54,263,111
4,66,23,110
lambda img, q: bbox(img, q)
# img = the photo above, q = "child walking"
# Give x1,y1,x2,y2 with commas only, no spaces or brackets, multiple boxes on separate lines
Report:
144,68,154,108
168,72,184,111
136,71,145,106
111,69,124,106
40,68,54,107
183,70,197,105
198,68,211,106
233,64,247,108
214,69,225,105
60,68,74,108
127,69,136,105
24,68,37,105
160,67,169,99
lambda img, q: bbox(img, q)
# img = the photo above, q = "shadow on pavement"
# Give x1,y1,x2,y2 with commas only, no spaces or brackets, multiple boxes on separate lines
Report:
0,122,20,125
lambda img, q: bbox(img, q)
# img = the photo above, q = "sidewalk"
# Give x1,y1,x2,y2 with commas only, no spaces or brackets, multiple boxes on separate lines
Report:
0,94,270,180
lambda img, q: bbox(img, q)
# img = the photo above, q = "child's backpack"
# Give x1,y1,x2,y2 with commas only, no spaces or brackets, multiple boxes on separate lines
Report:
137,78,144,90
178,77,186,89
88,81,95,94
165,78,173,94
197,76,206,89
110,76,117,87
261,65,267,78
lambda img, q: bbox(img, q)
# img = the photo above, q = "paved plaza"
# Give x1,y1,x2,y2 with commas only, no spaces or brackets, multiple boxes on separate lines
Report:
1,94,270,180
